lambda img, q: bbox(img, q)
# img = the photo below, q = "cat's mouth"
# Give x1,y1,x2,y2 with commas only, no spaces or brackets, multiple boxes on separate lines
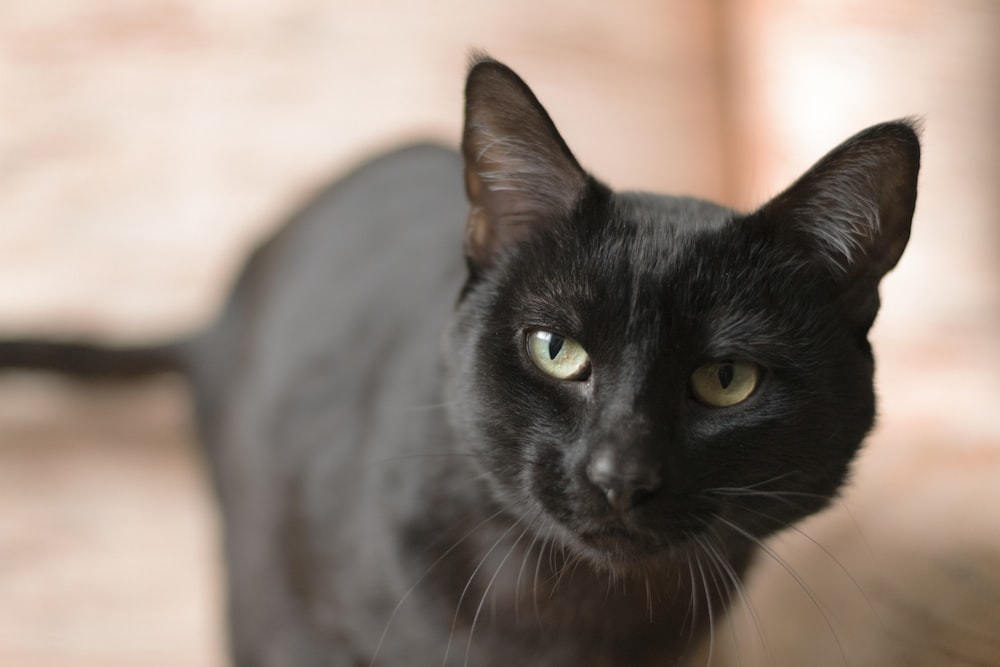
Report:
575,523,672,564
581,524,644,545
569,514,708,568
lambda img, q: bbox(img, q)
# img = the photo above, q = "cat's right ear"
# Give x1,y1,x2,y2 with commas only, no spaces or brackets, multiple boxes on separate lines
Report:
461,57,588,272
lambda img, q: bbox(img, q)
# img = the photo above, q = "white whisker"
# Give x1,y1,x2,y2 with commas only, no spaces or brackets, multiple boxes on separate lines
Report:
703,524,771,665
443,513,525,666
713,514,851,666
370,505,510,666
513,511,545,624
727,501,883,632
463,518,531,666
692,549,716,667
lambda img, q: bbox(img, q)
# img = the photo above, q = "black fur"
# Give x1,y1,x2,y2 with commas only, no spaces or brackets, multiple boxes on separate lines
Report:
0,57,920,666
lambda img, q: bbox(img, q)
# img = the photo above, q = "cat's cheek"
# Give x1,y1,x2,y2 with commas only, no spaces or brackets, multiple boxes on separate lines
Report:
516,442,581,525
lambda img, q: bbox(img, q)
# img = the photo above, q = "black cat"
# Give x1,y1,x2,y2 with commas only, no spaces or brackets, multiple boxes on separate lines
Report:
0,57,920,666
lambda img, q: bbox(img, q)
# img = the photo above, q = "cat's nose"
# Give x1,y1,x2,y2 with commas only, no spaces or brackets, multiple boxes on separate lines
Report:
586,450,662,513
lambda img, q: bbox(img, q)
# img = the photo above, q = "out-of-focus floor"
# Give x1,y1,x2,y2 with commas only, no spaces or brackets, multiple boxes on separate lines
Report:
1,1,998,666
0,375,224,667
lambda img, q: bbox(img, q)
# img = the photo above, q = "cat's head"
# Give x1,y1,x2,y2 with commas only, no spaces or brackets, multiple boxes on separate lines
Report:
444,57,920,570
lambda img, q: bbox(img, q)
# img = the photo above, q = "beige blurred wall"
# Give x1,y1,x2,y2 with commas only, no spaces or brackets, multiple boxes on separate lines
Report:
0,0,728,340
725,0,1000,333
723,0,1000,450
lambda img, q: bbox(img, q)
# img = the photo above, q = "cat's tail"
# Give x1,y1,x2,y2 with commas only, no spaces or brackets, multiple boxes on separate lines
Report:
0,338,188,379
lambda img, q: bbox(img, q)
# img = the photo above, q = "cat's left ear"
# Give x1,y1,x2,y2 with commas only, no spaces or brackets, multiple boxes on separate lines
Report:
753,120,921,283
461,56,589,272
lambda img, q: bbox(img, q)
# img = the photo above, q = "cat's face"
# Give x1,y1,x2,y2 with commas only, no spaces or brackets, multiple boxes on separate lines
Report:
445,58,920,570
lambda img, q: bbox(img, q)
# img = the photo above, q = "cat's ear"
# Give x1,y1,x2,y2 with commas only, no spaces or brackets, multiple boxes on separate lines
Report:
754,120,921,282
461,56,588,271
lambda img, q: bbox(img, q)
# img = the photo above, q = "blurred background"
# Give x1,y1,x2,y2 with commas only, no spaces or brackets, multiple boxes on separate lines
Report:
0,1,997,665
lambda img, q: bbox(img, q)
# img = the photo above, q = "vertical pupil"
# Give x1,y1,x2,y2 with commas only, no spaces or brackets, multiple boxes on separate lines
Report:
547,335,565,360
718,362,734,389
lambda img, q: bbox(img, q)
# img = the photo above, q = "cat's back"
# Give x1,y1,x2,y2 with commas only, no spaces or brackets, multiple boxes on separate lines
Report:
191,143,466,445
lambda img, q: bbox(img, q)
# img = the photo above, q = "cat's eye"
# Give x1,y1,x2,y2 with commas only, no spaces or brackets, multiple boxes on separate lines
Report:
690,359,760,407
526,329,591,381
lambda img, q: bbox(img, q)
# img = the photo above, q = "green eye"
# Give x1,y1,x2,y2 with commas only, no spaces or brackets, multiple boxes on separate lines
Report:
526,329,591,381
691,359,760,407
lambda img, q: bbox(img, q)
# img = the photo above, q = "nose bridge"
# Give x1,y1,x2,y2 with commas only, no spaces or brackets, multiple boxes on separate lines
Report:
590,413,659,477
592,347,668,457
580,334,678,511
